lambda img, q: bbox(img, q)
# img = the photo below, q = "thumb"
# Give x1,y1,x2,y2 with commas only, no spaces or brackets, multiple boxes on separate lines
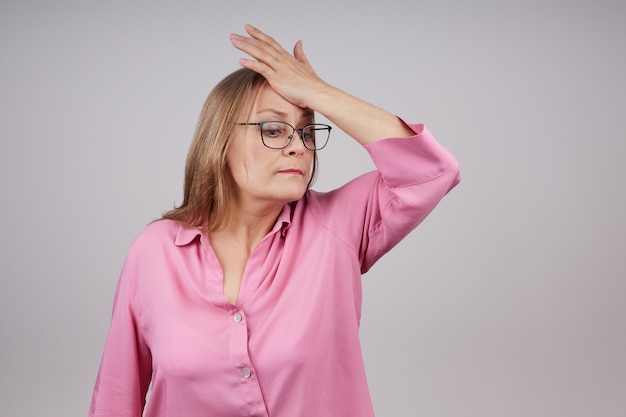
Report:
293,40,309,63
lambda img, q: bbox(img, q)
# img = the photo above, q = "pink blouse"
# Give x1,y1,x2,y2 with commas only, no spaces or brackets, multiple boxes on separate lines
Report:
89,123,460,417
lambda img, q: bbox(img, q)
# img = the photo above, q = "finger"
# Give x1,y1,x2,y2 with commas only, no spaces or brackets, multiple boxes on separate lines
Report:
293,40,310,64
230,33,282,67
238,57,274,78
244,24,288,54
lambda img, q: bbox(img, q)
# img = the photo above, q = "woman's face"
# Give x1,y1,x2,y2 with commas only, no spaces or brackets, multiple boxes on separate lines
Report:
227,84,315,209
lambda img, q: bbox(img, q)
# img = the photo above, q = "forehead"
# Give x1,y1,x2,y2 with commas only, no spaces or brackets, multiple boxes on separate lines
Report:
251,84,313,121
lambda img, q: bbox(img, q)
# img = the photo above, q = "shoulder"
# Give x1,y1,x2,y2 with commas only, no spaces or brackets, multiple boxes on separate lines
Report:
301,171,381,233
120,219,197,286
304,171,382,225
126,219,183,258
307,171,380,208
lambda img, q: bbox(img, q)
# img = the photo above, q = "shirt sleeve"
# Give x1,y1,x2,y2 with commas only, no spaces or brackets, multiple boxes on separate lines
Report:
308,122,461,273
89,254,153,417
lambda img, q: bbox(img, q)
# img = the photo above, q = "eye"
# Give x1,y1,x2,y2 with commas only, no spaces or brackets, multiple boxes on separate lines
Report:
261,122,287,139
264,129,280,138
302,126,322,144
301,131,314,143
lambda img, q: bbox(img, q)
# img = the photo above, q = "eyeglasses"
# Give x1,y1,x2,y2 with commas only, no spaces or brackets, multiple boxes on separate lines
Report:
236,121,332,150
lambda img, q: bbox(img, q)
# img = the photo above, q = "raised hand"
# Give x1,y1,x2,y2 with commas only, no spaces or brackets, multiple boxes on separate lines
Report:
231,24,414,144
229,24,328,109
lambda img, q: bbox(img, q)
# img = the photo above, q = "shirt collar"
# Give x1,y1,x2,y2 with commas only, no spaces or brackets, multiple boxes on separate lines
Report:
274,202,294,237
174,203,294,246
175,225,203,246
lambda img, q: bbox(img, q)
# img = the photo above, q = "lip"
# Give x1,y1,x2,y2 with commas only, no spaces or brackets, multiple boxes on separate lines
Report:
277,168,304,175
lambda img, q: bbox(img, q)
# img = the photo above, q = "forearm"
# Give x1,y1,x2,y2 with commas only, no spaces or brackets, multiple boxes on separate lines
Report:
310,84,416,145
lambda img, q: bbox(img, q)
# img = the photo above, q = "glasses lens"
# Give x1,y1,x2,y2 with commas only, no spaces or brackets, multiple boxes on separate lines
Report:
302,125,330,150
260,121,291,149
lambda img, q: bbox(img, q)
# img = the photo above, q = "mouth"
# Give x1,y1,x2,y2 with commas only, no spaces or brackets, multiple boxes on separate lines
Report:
277,168,304,176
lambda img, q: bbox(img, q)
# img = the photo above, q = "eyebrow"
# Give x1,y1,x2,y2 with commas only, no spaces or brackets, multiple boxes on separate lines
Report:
254,108,314,120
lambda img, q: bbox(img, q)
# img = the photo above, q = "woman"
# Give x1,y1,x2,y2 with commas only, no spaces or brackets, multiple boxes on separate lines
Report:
89,24,461,417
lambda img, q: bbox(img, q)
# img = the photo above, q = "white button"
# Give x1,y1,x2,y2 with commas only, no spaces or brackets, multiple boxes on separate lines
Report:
241,367,251,379
233,313,242,323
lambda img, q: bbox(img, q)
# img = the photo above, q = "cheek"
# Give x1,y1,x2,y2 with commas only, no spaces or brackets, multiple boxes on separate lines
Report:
227,141,272,184
225,141,248,185
306,153,315,171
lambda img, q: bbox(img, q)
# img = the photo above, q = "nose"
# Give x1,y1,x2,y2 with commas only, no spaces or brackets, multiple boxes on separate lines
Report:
284,129,307,155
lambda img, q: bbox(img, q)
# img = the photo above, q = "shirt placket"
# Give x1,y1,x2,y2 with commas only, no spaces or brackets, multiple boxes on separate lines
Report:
228,306,269,417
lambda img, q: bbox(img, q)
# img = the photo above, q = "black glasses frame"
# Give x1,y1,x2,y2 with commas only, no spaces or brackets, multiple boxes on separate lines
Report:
236,121,332,150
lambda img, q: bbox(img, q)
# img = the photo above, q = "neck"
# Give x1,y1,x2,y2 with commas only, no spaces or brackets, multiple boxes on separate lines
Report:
212,200,284,252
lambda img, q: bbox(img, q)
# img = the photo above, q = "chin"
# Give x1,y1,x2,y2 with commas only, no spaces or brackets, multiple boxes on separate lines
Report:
276,188,307,203
284,191,307,203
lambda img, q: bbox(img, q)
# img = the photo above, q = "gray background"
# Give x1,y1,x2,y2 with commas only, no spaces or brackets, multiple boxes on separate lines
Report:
1,0,624,416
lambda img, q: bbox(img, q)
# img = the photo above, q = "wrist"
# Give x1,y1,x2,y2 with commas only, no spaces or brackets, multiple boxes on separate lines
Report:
307,83,347,114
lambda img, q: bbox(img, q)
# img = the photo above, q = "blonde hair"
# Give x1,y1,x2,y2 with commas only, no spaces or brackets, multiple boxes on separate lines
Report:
162,68,318,232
